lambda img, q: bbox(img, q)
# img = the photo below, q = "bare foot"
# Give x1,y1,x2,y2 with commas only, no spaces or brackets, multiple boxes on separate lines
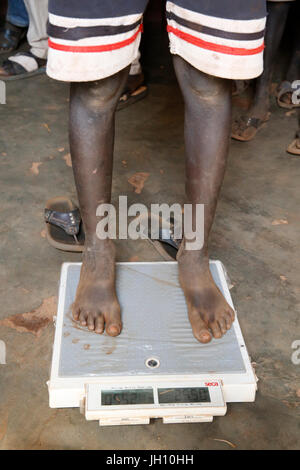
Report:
72,238,122,336
177,247,235,344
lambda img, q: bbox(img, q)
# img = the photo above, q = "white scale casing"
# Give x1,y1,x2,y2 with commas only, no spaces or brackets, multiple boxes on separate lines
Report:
48,261,257,425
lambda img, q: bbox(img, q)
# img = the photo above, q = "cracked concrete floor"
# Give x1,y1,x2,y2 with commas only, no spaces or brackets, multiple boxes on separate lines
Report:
0,68,299,450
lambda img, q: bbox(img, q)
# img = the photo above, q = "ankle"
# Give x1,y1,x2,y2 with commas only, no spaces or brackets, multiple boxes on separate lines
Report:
177,242,209,266
85,234,115,252
252,93,269,115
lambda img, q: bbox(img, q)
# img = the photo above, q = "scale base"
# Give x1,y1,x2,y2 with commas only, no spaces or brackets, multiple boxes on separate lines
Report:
48,261,257,426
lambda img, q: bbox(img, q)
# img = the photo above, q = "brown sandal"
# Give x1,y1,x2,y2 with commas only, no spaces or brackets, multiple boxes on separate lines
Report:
231,112,271,142
277,81,300,109
117,73,148,110
286,131,300,155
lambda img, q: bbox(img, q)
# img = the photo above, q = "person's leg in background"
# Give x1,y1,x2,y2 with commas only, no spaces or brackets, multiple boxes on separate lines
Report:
117,50,148,110
277,0,300,108
23,0,48,60
284,2,300,154
0,0,28,54
286,108,300,154
7,0,28,28
232,1,292,141
0,0,48,79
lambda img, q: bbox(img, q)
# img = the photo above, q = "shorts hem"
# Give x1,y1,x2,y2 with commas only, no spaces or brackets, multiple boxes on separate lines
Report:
169,43,263,80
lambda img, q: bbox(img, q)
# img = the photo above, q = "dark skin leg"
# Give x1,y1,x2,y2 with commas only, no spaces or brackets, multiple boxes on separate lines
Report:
70,58,234,343
173,56,235,344
288,108,300,153
294,108,300,148
232,2,290,138
281,1,300,106
69,68,129,336
251,2,290,116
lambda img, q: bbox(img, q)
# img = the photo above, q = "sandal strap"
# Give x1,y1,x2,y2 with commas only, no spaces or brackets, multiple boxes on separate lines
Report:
21,51,47,67
243,116,261,129
3,52,46,75
278,80,293,97
234,115,262,132
1,58,27,75
155,218,181,250
44,208,81,236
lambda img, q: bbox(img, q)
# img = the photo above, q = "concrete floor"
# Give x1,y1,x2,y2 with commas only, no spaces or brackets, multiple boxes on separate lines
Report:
0,58,299,449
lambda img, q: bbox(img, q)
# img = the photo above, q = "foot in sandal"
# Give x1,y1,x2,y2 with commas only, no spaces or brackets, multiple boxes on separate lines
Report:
277,81,300,110
0,51,46,80
117,72,148,110
287,130,300,155
231,111,270,142
44,196,85,252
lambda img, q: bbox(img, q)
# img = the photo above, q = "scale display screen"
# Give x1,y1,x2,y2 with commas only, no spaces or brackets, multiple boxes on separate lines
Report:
101,389,154,406
158,387,211,404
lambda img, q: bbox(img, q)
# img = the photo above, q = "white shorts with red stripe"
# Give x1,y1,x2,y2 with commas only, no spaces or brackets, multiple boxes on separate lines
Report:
47,0,266,82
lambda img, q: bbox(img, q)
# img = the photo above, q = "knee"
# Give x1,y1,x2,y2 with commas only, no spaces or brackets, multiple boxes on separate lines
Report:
174,55,230,102
72,68,129,114
187,68,229,102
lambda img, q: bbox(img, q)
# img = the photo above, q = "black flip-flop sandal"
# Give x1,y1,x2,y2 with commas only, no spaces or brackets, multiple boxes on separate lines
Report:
0,21,27,55
148,228,181,261
139,213,181,261
0,51,46,81
44,197,85,252
44,200,182,258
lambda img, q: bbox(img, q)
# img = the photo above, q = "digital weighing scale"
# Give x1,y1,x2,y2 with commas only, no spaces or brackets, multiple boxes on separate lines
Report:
48,261,257,425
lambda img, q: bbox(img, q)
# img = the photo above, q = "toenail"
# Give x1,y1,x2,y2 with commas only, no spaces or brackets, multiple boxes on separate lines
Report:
108,325,120,335
198,331,211,342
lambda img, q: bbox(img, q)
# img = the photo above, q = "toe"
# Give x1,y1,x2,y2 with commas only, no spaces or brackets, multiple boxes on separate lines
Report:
218,317,227,335
79,311,87,326
71,303,80,321
197,329,212,344
225,312,233,330
105,307,122,337
210,321,223,339
95,315,104,334
190,313,212,344
231,309,236,322
228,307,235,322
106,322,121,337
105,314,122,337
87,313,96,331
